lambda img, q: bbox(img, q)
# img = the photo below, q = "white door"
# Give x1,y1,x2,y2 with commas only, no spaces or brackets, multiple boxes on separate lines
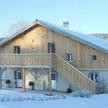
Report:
15,70,22,88
52,80,56,89
17,79,22,88
51,72,57,90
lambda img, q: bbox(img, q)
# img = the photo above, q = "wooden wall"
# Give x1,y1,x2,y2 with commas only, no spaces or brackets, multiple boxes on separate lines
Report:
0,25,108,69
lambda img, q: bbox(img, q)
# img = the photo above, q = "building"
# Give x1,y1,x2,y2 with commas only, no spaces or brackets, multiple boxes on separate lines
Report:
90,34,108,40
0,20,108,93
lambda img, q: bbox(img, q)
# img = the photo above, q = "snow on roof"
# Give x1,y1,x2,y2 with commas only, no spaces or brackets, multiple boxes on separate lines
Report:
0,21,36,46
0,37,5,41
1,19,108,53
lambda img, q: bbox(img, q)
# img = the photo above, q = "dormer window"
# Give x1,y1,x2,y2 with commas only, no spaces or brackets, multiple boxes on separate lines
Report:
66,53,73,63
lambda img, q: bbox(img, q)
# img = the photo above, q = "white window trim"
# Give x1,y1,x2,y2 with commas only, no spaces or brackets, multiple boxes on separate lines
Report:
91,55,98,63
89,72,99,82
51,72,57,80
66,52,73,63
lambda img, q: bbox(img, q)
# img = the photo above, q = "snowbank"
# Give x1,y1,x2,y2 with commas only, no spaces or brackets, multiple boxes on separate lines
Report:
0,90,107,108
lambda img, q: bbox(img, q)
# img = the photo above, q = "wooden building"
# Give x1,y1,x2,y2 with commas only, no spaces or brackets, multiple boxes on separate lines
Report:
0,20,108,93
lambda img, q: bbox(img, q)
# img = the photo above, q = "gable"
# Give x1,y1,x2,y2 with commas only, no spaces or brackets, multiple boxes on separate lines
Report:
0,26,43,53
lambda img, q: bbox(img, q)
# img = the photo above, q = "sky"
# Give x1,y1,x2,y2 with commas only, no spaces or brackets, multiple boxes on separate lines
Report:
0,0,108,36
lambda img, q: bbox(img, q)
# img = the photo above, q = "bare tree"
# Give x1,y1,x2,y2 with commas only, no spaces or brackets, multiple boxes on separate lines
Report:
8,20,29,35
96,77,108,94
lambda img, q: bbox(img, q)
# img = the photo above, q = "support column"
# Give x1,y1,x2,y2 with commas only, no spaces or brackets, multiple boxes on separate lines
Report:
0,67,6,89
22,67,26,91
48,68,52,95
0,69,2,89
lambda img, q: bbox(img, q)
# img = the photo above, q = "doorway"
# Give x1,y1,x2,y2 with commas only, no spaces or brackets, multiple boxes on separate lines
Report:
14,69,22,88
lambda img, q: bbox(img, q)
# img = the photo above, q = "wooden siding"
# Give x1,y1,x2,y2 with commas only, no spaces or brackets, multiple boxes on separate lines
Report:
0,53,52,67
55,54,95,93
0,53,95,92
43,28,108,69
0,26,108,69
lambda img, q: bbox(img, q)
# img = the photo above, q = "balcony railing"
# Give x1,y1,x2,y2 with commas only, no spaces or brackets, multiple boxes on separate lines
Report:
0,53,53,67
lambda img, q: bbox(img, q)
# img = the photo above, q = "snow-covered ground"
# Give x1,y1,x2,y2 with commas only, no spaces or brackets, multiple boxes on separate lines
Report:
0,90,107,108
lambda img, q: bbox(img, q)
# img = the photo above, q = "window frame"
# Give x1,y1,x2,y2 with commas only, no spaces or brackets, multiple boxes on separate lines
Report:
66,52,73,63
48,43,56,53
51,72,57,80
13,46,21,54
91,55,97,62
14,70,22,80
17,72,22,79
89,72,99,82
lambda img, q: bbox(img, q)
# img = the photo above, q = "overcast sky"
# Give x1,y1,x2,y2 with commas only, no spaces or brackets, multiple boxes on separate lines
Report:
0,0,108,36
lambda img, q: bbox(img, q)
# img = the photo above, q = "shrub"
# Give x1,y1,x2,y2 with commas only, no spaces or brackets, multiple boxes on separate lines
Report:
71,90,80,97
29,81,34,86
29,81,34,90
66,85,73,93
5,80,11,84
96,77,107,94
66,88,73,93
71,90,92,98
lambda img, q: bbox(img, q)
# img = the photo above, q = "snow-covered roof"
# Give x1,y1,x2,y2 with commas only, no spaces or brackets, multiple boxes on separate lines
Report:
1,19,108,53
0,37,5,41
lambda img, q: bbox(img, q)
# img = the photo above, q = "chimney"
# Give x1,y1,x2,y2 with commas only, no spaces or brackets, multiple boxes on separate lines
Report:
63,21,69,29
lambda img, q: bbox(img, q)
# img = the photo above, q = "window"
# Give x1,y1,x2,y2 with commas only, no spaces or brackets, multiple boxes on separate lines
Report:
14,46,20,53
48,43,56,53
66,53,73,62
89,72,99,82
14,70,22,80
18,72,22,79
51,72,57,80
91,55,97,61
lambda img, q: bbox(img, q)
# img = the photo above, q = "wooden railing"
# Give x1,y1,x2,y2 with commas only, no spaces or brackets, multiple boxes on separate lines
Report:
55,54,96,93
0,53,52,67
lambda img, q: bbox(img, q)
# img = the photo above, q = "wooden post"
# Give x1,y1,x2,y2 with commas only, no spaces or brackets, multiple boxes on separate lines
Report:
22,67,26,91
48,68,52,95
0,68,2,89
0,67,6,89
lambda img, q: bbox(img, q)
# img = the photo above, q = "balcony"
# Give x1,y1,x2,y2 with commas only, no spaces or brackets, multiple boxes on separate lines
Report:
0,53,54,68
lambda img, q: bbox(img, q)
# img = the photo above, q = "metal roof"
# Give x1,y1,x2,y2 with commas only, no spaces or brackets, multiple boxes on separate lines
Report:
1,19,108,53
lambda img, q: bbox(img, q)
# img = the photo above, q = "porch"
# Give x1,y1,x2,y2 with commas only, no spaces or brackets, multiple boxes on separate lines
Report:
0,53,56,94
1,68,56,91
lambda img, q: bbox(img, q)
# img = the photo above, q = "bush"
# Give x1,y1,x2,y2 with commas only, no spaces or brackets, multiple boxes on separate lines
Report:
66,85,73,93
66,88,73,93
5,80,11,84
71,90,92,98
96,77,107,94
29,81,34,86
71,90,81,97
29,81,34,90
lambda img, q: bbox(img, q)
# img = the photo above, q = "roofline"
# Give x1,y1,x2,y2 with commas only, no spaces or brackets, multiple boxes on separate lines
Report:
0,21,37,45
36,20,108,54
0,19,108,54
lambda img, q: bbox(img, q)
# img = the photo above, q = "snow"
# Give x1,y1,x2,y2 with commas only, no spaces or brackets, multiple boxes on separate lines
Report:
0,90,107,108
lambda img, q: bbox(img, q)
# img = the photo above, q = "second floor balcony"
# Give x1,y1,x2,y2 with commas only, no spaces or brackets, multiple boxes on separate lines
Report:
0,53,55,68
